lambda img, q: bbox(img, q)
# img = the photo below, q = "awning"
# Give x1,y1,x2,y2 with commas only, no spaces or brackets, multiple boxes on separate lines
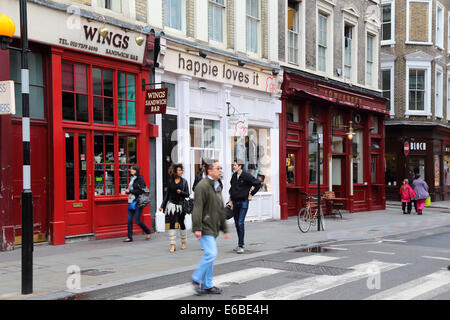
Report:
294,89,389,115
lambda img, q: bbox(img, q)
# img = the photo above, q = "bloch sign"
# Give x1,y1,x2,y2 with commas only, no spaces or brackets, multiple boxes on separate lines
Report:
0,81,15,115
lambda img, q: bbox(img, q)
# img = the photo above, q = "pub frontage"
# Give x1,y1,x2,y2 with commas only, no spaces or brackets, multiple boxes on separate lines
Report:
385,122,450,202
0,0,155,249
279,68,389,219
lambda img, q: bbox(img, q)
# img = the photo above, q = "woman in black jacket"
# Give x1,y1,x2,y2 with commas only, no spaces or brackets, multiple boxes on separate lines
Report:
122,165,151,242
159,163,190,252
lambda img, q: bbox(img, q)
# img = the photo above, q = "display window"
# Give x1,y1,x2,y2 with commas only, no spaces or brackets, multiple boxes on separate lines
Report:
190,118,221,178
230,127,271,192
352,130,364,184
385,152,397,186
308,121,323,185
444,155,450,186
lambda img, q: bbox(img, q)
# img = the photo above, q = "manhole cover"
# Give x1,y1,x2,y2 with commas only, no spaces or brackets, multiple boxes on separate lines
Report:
247,259,350,276
80,269,115,276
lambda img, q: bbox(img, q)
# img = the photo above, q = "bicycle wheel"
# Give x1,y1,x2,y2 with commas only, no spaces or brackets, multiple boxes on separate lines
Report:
298,208,311,233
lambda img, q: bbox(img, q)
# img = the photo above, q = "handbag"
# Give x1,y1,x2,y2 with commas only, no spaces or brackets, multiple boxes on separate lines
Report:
138,187,151,208
181,179,194,214
128,200,137,211
225,201,234,220
182,197,194,214
425,196,431,207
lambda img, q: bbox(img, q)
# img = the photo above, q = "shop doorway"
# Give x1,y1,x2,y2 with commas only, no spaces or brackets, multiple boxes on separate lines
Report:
63,130,93,236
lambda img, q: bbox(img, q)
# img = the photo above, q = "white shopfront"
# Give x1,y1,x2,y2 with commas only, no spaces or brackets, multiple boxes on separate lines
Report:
154,38,282,229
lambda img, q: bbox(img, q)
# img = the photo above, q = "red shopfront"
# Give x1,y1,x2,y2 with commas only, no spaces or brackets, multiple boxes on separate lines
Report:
0,2,155,248
279,69,388,219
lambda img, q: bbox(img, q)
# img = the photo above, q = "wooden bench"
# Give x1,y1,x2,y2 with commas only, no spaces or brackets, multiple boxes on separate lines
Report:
323,191,346,219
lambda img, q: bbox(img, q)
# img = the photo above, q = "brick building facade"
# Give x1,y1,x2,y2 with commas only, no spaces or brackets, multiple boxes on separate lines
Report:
381,0,450,201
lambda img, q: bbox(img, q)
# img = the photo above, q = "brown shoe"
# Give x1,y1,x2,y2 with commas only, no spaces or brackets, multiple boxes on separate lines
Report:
170,244,176,253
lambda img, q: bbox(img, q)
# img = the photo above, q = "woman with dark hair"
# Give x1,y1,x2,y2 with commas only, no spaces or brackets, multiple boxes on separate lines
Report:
122,164,151,242
159,163,190,252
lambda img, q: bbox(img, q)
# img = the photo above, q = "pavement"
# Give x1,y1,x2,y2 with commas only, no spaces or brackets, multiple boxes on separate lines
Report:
1,200,450,300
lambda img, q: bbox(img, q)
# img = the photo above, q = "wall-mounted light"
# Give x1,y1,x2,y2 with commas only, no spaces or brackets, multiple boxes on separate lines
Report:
345,121,354,140
0,13,15,50
187,49,207,58
237,60,245,67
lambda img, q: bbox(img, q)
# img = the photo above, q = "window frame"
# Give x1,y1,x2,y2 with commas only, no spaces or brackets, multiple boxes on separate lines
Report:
163,0,187,35
435,65,444,118
316,0,334,76
366,34,374,86
436,1,444,50
208,0,226,44
381,0,395,46
406,0,433,45
381,62,395,117
287,1,300,65
246,0,261,55
405,60,432,117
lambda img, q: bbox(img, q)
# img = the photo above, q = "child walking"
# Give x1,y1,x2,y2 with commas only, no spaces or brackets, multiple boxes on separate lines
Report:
400,179,416,214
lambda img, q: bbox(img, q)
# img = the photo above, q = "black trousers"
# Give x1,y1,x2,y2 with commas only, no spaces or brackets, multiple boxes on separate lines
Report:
402,202,412,213
168,211,186,230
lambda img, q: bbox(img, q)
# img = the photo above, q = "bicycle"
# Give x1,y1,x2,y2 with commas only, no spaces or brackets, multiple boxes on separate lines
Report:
297,195,320,233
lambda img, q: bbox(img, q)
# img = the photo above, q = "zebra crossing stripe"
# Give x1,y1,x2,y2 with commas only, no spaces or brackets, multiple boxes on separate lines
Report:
242,261,405,300
365,270,450,300
120,267,283,300
286,255,341,265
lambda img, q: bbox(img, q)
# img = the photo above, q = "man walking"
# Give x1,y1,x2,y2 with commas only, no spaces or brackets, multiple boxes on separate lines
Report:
229,160,263,254
191,160,230,294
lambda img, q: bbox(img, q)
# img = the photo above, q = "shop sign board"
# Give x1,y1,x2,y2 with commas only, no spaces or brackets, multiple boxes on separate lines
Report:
2,0,146,64
228,115,248,137
0,81,15,115
145,88,168,114
162,49,281,94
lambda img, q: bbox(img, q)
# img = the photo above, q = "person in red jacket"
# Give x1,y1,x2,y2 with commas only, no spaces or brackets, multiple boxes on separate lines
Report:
400,179,416,214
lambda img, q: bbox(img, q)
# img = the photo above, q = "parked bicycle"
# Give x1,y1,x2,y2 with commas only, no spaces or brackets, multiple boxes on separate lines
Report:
297,195,321,233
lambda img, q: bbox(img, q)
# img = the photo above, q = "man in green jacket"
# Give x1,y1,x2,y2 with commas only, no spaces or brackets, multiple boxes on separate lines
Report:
191,160,230,294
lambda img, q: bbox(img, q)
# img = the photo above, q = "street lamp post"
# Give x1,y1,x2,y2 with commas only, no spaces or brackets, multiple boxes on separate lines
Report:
0,0,33,295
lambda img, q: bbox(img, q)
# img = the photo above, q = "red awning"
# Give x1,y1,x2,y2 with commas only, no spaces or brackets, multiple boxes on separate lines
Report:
295,89,389,115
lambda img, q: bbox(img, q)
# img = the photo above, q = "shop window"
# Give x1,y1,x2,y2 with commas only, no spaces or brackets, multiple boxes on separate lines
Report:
65,133,75,200
162,82,176,108
385,152,397,186
62,62,89,122
434,155,440,187
444,156,450,186
118,72,136,126
331,136,344,153
230,127,271,192
371,115,379,134
286,102,299,123
408,157,425,181
118,135,137,194
332,112,344,130
94,133,115,196
352,130,363,184
190,118,221,182
286,153,295,185
371,156,377,183
93,68,114,125
10,51,45,119
308,122,323,185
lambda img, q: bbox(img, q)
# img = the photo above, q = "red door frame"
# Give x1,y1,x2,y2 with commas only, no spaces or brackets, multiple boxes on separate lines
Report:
50,47,150,245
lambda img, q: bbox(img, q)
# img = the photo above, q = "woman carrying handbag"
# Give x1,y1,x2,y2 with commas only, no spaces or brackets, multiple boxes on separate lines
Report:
159,163,190,252
122,165,151,242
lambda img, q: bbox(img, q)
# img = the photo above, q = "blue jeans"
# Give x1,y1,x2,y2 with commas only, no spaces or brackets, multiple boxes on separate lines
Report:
233,200,249,247
192,235,217,290
127,205,150,240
